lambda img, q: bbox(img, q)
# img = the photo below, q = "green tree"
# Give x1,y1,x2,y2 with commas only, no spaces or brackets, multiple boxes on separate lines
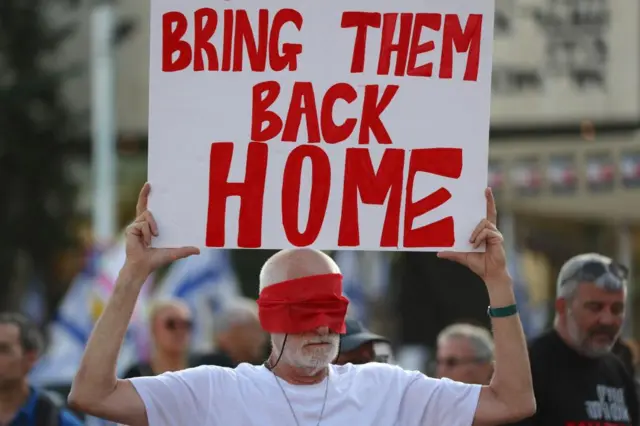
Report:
0,0,83,315
0,0,134,316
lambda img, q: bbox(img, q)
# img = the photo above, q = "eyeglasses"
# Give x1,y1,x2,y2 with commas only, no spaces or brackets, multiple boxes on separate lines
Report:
560,260,628,289
164,318,193,331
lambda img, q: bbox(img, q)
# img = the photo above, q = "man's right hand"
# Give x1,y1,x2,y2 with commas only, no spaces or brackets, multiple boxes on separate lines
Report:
125,183,200,279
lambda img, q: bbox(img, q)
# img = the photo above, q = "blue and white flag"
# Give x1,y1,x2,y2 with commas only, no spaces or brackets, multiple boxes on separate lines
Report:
29,251,98,386
20,275,47,327
154,249,240,353
30,238,152,386
334,250,368,324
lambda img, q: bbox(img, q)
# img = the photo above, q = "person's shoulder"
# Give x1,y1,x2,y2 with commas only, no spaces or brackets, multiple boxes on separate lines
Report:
130,364,221,386
30,389,83,426
182,362,268,383
602,351,635,377
334,362,419,385
178,364,237,378
234,362,271,379
335,361,402,374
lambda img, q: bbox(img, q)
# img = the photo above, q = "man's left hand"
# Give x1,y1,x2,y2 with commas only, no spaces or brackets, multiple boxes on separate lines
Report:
437,187,510,285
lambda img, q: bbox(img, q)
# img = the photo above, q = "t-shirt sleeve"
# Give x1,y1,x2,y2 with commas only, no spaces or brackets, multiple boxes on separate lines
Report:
128,365,216,426
398,371,481,426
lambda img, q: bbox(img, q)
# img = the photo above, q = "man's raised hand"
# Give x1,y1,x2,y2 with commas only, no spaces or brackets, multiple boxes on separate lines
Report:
125,183,199,279
437,188,509,284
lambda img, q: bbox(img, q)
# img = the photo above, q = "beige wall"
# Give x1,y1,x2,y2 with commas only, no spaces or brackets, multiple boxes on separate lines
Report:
59,0,150,136
61,0,640,136
492,0,640,126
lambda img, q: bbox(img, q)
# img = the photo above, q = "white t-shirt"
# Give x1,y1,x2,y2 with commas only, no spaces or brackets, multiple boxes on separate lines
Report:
129,362,481,426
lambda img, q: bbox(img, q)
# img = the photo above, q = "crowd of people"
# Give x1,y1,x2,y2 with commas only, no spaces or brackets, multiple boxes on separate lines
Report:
0,184,638,425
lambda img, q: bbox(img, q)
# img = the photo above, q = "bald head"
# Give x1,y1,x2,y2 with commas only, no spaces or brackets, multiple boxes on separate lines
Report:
259,249,341,292
149,298,190,325
148,298,192,354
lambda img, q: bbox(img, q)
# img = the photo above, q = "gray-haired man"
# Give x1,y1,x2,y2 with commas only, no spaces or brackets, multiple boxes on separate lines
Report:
435,323,494,385
191,297,267,368
509,253,639,425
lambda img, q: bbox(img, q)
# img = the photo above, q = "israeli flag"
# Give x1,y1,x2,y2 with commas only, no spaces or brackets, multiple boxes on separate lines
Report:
30,238,152,386
29,251,99,386
154,249,240,353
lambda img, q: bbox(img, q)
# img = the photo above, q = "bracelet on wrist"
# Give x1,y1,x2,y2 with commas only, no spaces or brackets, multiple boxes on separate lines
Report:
487,304,518,318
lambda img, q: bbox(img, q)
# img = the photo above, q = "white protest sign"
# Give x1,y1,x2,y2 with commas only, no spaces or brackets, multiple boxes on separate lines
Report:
148,0,494,251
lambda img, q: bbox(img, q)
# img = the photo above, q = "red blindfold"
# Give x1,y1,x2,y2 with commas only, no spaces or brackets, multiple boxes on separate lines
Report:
257,273,349,334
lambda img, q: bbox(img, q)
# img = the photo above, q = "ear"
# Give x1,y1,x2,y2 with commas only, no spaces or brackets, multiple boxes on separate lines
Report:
555,297,567,317
23,350,39,370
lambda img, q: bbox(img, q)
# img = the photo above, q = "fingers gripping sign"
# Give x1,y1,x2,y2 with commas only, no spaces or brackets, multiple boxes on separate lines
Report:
437,188,508,283
125,183,200,278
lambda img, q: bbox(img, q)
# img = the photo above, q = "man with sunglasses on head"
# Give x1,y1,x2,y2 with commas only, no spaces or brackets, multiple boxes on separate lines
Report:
435,323,494,385
68,184,535,426
507,253,639,426
123,299,193,378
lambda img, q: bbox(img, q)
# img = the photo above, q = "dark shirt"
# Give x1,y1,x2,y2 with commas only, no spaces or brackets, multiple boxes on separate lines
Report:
507,329,639,426
122,362,155,379
189,351,237,368
123,352,237,379
613,340,636,376
8,387,83,426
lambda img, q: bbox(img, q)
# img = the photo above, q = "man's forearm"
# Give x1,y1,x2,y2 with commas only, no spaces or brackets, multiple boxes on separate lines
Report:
487,276,534,412
69,265,146,402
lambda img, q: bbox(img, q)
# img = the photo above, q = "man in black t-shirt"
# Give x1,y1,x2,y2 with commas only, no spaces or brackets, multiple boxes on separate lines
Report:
507,253,639,426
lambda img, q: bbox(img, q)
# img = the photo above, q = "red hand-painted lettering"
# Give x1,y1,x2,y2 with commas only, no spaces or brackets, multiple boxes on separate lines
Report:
341,11,481,81
403,148,463,247
440,14,482,81
205,143,463,248
205,142,267,248
281,145,332,246
250,81,398,144
339,148,404,247
162,8,303,72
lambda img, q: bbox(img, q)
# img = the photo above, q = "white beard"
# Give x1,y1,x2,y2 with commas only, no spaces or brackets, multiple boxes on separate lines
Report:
567,315,614,357
276,334,340,373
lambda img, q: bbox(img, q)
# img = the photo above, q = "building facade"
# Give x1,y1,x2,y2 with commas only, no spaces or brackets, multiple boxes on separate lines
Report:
61,0,640,333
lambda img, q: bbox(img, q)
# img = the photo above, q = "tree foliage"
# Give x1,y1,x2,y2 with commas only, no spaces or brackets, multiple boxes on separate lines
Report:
0,0,81,313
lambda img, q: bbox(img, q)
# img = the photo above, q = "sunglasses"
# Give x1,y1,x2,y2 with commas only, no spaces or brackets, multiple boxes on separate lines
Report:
164,318,193,331
560,260,628,289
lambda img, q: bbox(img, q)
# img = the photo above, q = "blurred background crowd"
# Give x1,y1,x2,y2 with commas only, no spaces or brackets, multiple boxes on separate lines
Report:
2,0,640,424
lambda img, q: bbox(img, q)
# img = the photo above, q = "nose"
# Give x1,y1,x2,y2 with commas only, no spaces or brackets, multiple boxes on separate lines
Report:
315,326,330,335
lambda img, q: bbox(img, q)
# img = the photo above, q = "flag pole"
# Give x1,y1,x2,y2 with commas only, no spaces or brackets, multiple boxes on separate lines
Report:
90,0,117,244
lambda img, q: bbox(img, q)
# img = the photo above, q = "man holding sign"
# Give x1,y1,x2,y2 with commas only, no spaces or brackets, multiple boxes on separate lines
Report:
67,184,534,425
